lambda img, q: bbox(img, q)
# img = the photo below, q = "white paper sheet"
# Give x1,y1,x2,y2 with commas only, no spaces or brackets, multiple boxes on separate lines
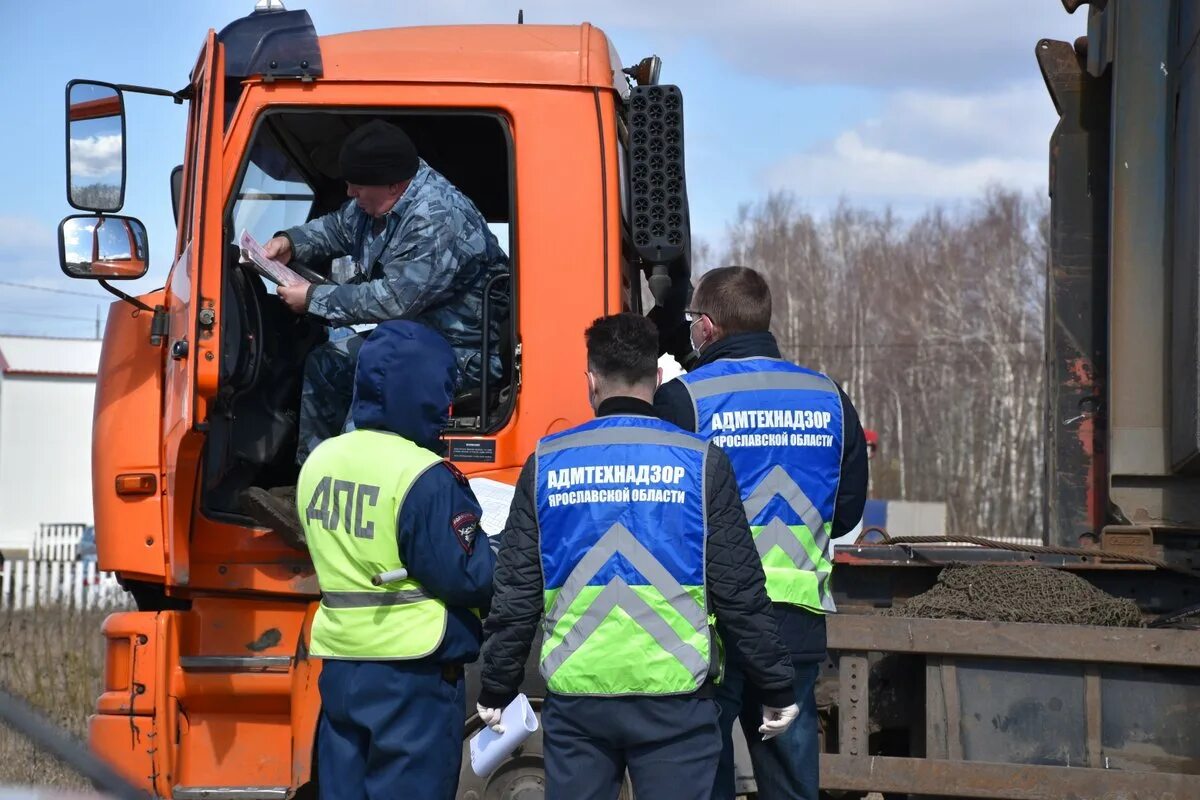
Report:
470,693,539,777
239,228,305,286
468,477,516,537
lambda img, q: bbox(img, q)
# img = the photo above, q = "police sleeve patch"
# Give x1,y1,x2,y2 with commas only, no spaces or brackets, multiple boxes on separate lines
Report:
451,511,480,554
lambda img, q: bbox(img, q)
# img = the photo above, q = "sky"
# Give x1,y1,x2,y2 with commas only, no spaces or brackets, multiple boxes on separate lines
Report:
0,0,1086,339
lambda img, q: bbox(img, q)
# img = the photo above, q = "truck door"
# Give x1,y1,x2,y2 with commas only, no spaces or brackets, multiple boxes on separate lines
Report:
162,31,224,585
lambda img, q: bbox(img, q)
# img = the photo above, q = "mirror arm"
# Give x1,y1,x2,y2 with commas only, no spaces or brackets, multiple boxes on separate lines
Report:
112,83,191,105
98,280,169,347
98,278,153,312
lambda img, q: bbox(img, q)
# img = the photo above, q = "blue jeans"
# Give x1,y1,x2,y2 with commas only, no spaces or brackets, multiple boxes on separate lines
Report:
297,331,365,465
713,659,820,800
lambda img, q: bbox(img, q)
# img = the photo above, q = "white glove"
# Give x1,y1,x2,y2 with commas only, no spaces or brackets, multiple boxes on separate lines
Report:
476,703,505,734
759,703,799,741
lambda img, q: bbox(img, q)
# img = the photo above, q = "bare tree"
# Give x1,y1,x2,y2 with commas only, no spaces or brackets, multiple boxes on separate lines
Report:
716,187,1047,540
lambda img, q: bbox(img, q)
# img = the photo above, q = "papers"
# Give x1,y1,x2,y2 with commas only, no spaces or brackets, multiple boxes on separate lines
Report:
468,477,516,537
470,693,539,777
238,229,306,286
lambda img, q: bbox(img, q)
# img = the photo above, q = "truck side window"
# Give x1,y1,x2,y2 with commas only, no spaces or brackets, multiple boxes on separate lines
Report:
231,131,315,255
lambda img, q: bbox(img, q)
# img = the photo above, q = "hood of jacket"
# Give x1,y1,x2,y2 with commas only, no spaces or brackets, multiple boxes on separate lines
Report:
351,321,458,450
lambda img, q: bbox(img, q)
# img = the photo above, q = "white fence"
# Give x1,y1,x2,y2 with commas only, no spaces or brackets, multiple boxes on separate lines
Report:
0,559,127,610
30,522,88,561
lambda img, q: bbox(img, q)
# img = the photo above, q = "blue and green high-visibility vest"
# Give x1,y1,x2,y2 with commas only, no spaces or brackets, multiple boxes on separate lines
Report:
535,415,715,695
680,357,844,613
298,428,448,659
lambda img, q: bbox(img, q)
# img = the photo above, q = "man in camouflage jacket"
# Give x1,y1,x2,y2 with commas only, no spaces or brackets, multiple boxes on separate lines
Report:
242,120,508,544
266,119,509,463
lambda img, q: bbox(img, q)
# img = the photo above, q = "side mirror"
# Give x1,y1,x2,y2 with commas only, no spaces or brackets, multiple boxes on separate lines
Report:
58,214,149,280
66,80,126,213
623,56,662,87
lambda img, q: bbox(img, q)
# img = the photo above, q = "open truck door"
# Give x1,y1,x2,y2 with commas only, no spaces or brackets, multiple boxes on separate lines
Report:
162,31,224,587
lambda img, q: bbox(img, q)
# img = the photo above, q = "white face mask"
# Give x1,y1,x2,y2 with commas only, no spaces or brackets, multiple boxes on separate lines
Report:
689,317,710,355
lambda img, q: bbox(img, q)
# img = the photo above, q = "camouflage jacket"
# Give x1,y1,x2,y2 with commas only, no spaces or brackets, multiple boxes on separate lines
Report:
284,160,510,388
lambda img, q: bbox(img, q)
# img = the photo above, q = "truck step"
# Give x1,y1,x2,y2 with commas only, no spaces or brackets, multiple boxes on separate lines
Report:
178,656,291,671
173,789,288,800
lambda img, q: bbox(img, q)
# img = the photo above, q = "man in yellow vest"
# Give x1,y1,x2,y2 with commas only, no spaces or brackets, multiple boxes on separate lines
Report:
298,320,495,800
477,313,797,800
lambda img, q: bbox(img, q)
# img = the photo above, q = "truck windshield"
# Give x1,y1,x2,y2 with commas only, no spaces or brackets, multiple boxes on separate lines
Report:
231,128,315,247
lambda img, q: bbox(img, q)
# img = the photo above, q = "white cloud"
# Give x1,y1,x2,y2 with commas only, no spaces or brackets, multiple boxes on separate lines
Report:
342,0,1086,90
769,130,1043,202
863,84,1053,161
762,82,1053,209
69,134,122,179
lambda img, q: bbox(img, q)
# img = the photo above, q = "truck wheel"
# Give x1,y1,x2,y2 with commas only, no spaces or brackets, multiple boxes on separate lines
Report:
459,757,632,800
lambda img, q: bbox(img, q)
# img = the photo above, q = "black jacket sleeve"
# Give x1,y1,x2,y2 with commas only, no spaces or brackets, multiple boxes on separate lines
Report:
833,387,869,539
396,462,495,609
704,444,796,708
653,377,697,431
646,276,694,365
477,456,542,709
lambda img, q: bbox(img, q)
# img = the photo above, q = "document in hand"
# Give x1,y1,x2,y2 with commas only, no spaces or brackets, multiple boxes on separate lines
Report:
467,478,516,540
238,229,305,287
469,693,539,777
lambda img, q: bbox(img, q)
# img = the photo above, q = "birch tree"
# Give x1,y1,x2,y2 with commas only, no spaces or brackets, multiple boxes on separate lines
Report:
712,188,1047,539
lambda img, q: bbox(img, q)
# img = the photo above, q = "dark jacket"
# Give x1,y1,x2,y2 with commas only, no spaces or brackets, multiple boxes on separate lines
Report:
350,321,495,664
654,331,869,661
478,396,795,710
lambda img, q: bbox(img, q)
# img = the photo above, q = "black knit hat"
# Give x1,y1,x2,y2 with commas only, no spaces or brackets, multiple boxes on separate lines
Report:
338,120,419,185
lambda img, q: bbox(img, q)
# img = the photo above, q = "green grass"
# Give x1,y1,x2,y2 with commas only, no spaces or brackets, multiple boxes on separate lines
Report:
0,607,110,789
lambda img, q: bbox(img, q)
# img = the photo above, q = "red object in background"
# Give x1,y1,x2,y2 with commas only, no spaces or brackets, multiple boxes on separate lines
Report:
864,428,878,459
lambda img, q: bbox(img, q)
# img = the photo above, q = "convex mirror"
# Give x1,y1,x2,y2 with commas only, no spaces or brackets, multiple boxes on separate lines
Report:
59,215,149,280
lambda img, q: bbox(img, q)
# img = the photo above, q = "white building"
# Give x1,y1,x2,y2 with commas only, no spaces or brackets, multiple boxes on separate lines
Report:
0,335,101,555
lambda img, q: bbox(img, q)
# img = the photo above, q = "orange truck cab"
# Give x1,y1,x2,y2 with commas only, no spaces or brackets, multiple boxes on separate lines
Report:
56,5,692,797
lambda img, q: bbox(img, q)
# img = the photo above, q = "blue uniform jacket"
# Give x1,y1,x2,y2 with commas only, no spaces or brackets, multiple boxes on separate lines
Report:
351,321,496,664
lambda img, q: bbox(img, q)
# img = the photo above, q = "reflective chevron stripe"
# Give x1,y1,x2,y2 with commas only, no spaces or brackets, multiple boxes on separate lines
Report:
818,572,836,613
540,576,709,682
754,518,818,568
744,466,835,612
744,465,829,553
544,523,708,634
540,522,710,688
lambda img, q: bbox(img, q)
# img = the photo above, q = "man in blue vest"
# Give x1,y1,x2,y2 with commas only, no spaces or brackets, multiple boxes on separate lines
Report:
477,313,798,800
297,320,495,800
655,266,869,800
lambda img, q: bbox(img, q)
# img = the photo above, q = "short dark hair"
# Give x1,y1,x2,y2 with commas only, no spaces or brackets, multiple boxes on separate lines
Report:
585,313,659,386
692,266,772,333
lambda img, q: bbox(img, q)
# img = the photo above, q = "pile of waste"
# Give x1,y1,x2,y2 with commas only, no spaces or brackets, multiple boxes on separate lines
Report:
884,564,1143,627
